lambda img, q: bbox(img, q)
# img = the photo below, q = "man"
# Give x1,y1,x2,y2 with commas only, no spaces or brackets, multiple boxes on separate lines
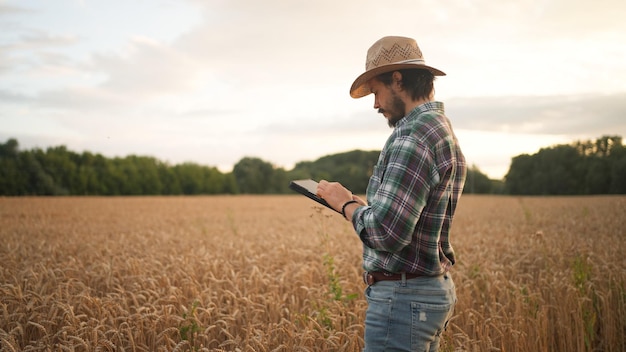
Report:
316,36,466,351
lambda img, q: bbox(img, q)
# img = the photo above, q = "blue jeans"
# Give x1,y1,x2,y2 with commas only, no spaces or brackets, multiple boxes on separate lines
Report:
363,273,456,352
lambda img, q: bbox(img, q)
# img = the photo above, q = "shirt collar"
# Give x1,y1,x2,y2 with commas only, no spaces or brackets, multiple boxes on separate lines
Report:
396,101,445,128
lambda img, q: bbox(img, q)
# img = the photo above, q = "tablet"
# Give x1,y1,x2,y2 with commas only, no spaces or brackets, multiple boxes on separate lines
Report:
288,179,339,213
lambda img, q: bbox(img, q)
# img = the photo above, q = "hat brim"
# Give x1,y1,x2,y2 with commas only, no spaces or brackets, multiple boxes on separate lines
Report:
349,63,446,99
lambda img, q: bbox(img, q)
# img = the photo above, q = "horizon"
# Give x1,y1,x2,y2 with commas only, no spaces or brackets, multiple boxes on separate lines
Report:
4,134,621,181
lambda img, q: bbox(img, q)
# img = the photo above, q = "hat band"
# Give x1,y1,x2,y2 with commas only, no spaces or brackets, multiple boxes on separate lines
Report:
394,58,425,65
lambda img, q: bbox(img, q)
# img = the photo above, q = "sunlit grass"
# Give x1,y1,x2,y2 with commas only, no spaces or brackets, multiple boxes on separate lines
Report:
1,195,624,351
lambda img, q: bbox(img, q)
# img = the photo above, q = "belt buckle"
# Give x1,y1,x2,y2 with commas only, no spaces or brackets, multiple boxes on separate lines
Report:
362,271,375,285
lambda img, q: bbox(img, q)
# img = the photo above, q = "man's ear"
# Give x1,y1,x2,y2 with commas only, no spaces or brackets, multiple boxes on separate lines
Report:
392,71,403,88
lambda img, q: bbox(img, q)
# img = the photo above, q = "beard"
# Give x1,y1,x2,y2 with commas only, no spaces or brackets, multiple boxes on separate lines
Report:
378,92,406,128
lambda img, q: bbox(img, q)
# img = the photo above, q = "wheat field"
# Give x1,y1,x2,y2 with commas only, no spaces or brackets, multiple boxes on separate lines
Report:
1,195,625,351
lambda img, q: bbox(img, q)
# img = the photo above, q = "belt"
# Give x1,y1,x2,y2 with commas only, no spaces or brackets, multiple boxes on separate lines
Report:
362,271,423,285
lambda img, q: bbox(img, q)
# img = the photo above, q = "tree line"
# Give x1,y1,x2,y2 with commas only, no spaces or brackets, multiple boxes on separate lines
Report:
0,136,623,196
505,135,626,195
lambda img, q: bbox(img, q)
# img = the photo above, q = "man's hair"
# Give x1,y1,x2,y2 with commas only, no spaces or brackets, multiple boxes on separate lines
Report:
377,69,435,101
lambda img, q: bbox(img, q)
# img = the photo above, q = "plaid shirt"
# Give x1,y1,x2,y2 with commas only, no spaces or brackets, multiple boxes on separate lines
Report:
352,101,466,276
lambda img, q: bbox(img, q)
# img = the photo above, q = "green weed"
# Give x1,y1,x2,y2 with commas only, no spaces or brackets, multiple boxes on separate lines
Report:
311,207,358,329
572,253,598,350
179,300,201,348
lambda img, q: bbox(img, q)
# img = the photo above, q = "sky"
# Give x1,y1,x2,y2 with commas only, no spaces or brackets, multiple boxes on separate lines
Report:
1,0,625,179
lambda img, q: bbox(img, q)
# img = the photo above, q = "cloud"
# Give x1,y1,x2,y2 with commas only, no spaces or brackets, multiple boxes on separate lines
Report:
92,36,204,98
0,3,32,16
1,27,79,67
252,92,626,142
0,88,31,103
446,93,626,137
534,0,625,35
9,30,78,49
4,37,208,112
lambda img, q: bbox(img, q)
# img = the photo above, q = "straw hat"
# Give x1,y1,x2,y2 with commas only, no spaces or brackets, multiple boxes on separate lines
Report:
350,36,445,98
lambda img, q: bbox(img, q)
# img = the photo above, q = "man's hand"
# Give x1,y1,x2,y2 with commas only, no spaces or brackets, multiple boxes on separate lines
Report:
316,180,368,215
317,180,367,221
316,180,353,212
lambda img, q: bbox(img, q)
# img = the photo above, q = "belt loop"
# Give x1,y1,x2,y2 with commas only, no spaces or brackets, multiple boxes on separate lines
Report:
401,272,407,286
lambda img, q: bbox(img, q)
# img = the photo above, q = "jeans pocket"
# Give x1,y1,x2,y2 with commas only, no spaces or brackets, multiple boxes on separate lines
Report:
365,286,392,311
410,301,454,351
